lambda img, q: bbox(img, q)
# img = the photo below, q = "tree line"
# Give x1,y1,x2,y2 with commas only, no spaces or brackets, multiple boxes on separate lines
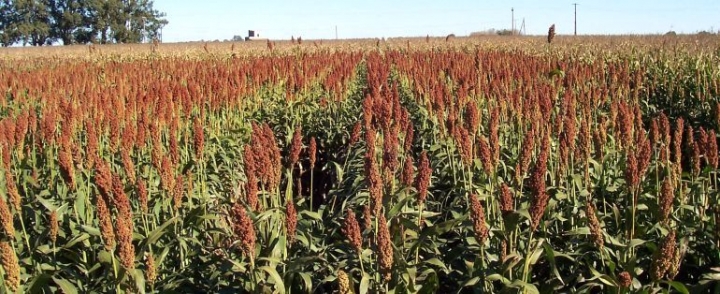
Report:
0,0,167,46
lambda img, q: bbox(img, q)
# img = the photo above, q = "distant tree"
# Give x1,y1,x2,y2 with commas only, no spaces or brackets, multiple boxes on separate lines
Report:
496,29,514,36
0,0,167,46
48,0,84,45
15,0,54,46
232,35,244,42
470,29,497,36
696,31,714,36
0,0,20,46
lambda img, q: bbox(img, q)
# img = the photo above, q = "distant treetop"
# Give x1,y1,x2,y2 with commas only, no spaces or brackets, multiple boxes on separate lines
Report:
0,0,168,46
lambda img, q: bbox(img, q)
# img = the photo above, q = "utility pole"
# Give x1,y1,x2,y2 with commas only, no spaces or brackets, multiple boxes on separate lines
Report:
573,3,578,36
511,8,514,35
335,25,338,40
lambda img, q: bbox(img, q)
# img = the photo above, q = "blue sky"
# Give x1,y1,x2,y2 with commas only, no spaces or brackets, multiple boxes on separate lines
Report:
153,0,720,42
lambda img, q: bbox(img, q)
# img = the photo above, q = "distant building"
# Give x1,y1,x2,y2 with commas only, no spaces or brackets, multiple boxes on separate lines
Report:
245,30,268,41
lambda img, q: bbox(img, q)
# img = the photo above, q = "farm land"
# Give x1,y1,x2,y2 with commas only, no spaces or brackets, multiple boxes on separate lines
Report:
0,35,719,293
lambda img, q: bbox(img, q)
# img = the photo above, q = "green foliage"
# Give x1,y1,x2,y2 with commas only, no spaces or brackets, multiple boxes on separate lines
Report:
0,0,167,46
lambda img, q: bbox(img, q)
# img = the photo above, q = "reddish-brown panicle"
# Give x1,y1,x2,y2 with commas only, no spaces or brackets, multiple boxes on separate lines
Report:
285,198,297,244
625,151,639,191
350,122,362,146
342,208,362,253
658,177,674,224
362,204,372,232
672,118,685,172
0,240,19,292
707,130,719,168
172,174,184,213
586,201,604,251
403,123,414,153
159,155,176,193
637,131,652,181
376,213,393,282
401,155,415,187
618,271,632,288
49,210,59,243
3,171,21,211
529,134,550,231
469,194,489,245
366,158,384,215
382,124,400,177
308,137,317,169
650,230,677,281
289,126,303,168
499,183,514,216
96,193,115,252
465,100,480,135
0,191,14,238
94,159,113,200
120,146,136,184
516,128,535,184
137,179,149,214
477,135,494,176
231,203,256,261
193,117,204,161
489,107,500,166
145,251,157,285
415,151,431,206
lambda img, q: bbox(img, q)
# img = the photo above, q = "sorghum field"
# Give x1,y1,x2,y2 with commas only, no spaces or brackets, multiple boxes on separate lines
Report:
1,35,720,293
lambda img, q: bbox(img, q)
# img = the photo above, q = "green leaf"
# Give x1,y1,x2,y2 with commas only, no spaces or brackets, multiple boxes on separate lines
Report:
80,225,101,236
131,269,146,294
360,272,370,294
52,277,78,294
257,257,284,265
36,245,52,255
566,227,591,235
387,195,412,219
298,272,312,293
461,277,480,287
542,242,565,285
26,273,52,293
156,246,171,267
486,274,510,284
36,194,58,211
417,270,439,294
424,258,448,271
63,233,91,249
588,267,617,287
629,239,647,248
508,280,539,294
666,281,689,294
98,250,113,265
331,161,344,182
141,216,179,249
528,239,545,265
301,210,322,220
259,266,286,293
548,68,565,78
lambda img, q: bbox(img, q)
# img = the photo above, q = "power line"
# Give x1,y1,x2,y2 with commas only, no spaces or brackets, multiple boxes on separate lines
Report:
511,8,514,35
573,3,578,36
